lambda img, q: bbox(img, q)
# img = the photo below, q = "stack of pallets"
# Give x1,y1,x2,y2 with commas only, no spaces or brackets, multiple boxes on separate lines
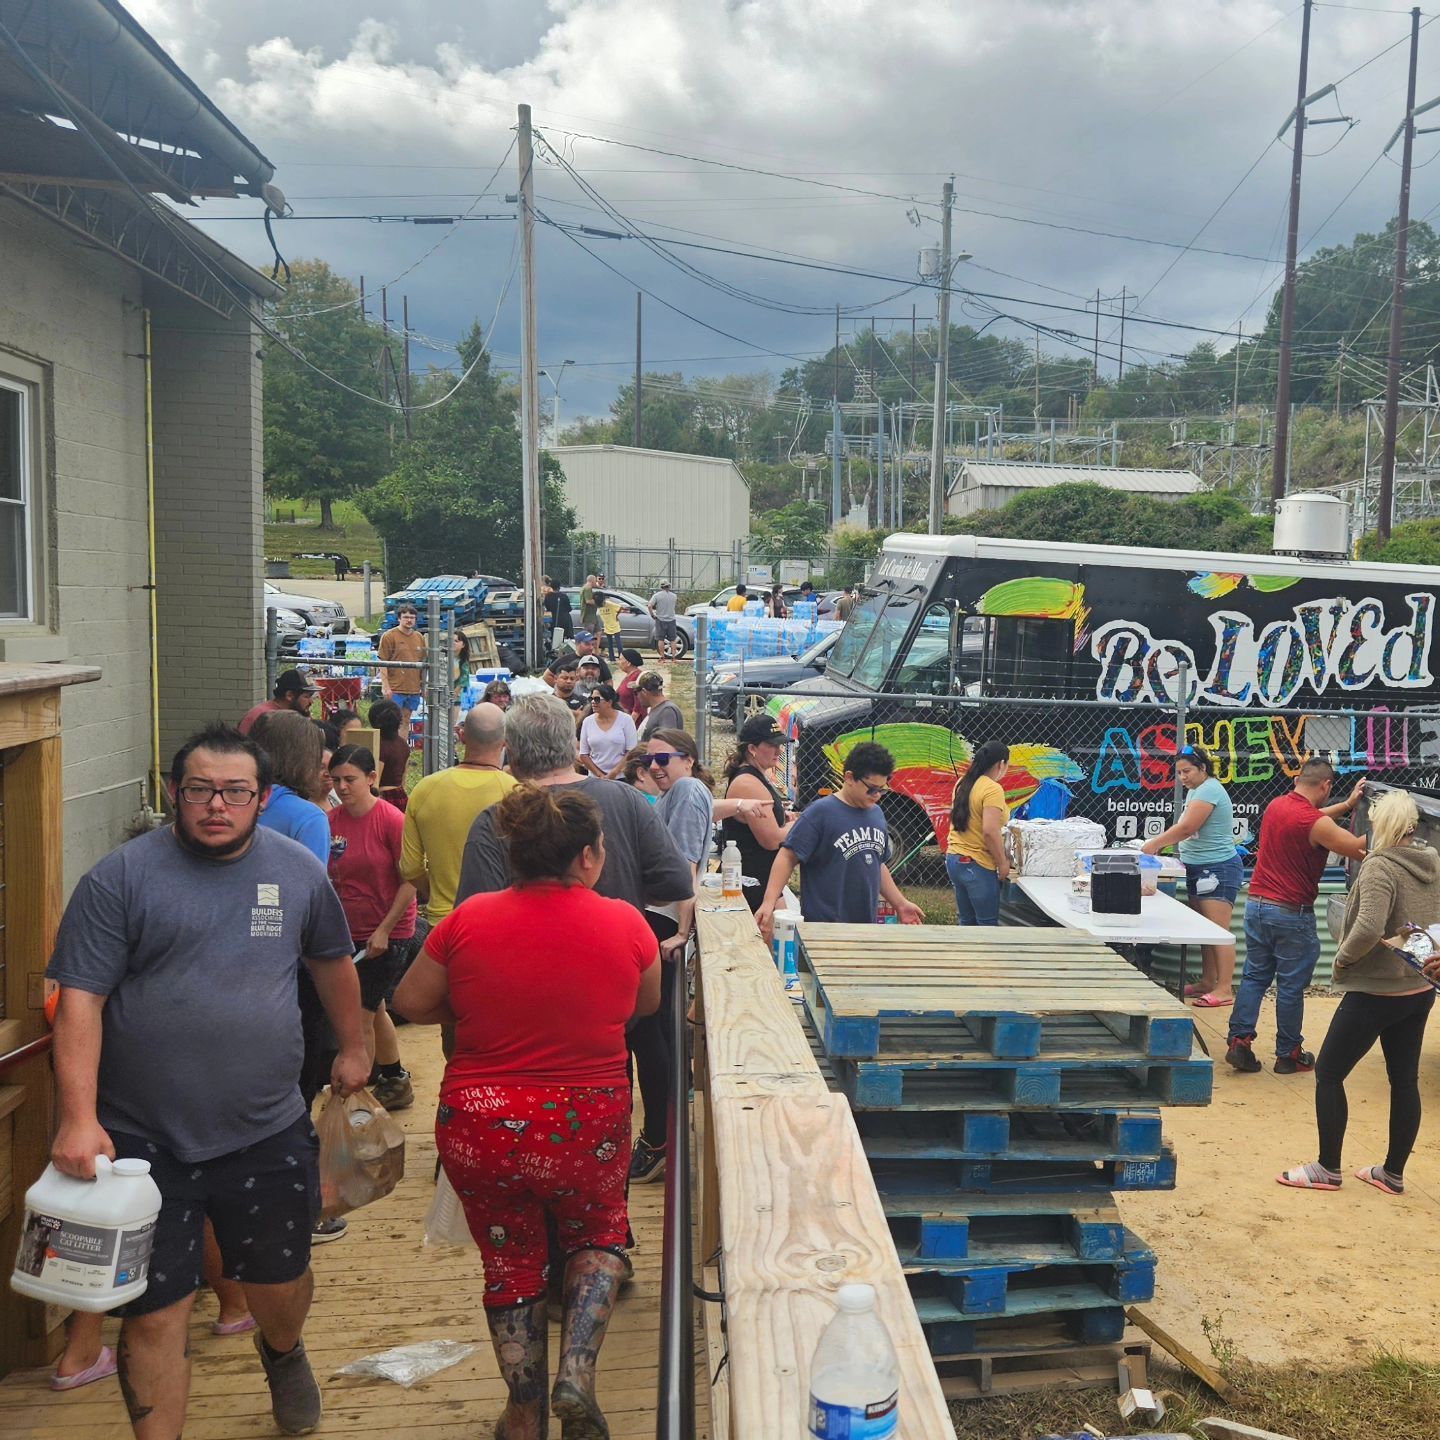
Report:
795,924,1212,1400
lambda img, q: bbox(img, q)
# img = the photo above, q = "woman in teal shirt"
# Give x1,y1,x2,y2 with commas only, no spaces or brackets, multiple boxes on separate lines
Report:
1143,745,1241,1008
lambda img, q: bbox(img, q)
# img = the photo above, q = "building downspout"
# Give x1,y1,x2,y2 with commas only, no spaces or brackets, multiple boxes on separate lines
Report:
143,309,162,811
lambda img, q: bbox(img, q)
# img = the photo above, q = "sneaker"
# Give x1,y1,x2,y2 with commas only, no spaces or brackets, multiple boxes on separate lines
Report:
311,1216,348,1244
1226,1039,1262,1073
371,1070,414,1111
255,1333,322,1436
1274,1047,1315,1075
628,1138,666,1184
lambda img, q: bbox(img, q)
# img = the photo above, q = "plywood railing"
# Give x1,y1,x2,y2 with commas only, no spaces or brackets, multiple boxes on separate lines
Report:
693,902,953,1440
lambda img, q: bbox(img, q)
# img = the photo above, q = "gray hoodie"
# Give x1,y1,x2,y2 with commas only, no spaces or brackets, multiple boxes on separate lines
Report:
1332,842,1440,994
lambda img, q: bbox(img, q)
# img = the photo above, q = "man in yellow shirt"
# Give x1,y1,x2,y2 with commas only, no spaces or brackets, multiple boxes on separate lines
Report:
401,702,516,921
726,584,750,612
598,591,625,660
945,740,1012,926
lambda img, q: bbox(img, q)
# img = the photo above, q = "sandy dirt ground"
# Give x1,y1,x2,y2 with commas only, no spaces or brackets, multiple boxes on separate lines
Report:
1119,989,1440,1369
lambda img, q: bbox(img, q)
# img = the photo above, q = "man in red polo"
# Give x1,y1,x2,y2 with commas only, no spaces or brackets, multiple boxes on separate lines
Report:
1227,759,1367,1075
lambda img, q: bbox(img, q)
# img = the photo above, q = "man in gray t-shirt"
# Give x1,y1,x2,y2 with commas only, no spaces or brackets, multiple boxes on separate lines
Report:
46,724,366,1440
648,579,680,661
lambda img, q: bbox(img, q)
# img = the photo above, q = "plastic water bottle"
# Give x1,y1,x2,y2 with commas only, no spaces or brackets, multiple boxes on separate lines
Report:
773,910,801,987
808,1283,899,1439
11,1157,162,1313
721,839,743,899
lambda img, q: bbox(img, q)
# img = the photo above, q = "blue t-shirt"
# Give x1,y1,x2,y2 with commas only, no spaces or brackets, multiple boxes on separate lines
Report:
1179,776,1236,865
259,784,331,864
783,795,893,923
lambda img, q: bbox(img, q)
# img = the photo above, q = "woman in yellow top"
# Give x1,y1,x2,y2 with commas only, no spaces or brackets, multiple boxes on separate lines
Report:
946,740,1011,925
597,590,625,661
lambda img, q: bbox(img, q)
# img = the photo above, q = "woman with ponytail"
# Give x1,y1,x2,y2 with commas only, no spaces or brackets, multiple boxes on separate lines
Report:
393,785,660,1440
946,740,1011,926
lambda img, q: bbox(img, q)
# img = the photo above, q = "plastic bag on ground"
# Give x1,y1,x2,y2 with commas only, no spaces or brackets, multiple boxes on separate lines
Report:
316,1088,406,1219
333,1339,477,1387
423,1170,478,1249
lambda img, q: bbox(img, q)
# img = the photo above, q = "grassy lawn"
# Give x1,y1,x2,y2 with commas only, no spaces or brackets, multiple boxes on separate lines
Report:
265,497,384,579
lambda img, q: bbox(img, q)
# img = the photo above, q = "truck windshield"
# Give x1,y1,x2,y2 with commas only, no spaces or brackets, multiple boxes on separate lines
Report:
830,589,919,687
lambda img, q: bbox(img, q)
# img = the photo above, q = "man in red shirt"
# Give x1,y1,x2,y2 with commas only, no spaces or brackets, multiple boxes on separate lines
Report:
238,669,316,735
1228,760,1367,1075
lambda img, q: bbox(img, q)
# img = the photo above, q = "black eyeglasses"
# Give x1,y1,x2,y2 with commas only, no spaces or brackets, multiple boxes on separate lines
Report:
862,782,890,798
647,752,683,767
178,783,259,807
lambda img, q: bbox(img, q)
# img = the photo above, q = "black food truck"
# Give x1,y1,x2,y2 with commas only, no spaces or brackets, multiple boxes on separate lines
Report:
764,526,1440,874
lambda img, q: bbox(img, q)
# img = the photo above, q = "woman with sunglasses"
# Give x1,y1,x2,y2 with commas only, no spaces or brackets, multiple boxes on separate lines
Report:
579,684,637,779
629,730,768,1184
721,716,798,914
1142,744,1241,1007
482,678,512,711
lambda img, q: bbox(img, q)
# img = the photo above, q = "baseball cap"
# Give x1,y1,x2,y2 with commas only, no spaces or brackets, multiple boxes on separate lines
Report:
574,630,595,643
578,654,602,668
738,716,791,746
275,668,317,696
659,579,671,588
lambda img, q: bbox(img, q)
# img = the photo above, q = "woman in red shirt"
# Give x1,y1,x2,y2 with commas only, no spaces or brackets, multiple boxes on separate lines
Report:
394,786,659,1440
327,744,418,1111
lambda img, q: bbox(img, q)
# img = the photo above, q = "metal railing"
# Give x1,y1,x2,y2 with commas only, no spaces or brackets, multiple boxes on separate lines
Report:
0,1033,51,1076
656,942,695,1439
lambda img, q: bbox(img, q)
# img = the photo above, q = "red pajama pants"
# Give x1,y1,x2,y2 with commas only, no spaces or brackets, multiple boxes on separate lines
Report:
436,1082,632,1309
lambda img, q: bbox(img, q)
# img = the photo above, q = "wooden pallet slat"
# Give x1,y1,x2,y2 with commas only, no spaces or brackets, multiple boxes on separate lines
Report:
869,1143,1177,1196
857,1107,1166,1163
934,1337,1152,1402
914,1291,1129,1356
881,1191,1126,1265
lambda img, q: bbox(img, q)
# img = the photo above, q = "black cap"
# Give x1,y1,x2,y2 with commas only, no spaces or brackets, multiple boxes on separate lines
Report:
275,668,316,696
738,715,791,746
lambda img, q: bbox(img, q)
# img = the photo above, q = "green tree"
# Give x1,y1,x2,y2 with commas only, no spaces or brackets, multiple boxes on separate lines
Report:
263,260,389,529
1358,516,1440,565
357,324,576,585
750,499,828,565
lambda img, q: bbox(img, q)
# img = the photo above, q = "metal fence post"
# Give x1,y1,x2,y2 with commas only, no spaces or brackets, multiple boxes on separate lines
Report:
264,607,279,698
1172,657,1190,820
362,561,372,623
425,594,442,774
694,612,709,762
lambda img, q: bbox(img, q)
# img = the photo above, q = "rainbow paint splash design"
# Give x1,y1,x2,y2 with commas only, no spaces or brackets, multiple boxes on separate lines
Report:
1187,572,1301,599
974,576,1091,652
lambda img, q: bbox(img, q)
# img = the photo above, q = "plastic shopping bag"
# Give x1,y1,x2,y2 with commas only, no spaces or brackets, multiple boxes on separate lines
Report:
316,1088,406,1220
423,1170,478,1249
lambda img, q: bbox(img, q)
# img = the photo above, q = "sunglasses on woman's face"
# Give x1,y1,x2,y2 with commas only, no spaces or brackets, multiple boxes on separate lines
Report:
647,752,683,767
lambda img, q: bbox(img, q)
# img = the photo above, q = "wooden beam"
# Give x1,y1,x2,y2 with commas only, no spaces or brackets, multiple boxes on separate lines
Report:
1125,1306,1235,1400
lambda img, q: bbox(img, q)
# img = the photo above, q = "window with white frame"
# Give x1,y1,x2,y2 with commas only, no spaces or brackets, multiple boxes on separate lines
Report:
0,376,32,620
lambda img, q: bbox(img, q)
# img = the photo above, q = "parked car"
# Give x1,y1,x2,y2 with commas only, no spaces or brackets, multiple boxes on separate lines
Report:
564,586,697,657
263,581,351,633
687,585,838,618
708,631,839,723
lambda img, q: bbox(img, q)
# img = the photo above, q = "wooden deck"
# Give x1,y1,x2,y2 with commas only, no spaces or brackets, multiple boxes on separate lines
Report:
0,1028,708,1439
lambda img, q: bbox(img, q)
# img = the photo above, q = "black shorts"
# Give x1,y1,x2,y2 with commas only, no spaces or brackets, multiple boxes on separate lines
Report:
355,941,411,1013
111,1116,319,1316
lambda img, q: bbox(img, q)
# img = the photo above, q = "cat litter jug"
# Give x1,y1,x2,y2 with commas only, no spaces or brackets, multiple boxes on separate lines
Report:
11,1156,162,1312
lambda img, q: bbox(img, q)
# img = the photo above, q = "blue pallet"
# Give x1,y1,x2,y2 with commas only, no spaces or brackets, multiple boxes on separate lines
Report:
883,1192,1126,1265
837,1054,1214,1111
871,1144,1176,1196
915,1291,1128,1356
858,1108,1165,1163
905,1230,1157,1316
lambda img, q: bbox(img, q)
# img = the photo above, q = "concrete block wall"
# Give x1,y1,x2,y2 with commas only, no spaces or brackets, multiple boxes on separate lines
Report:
149,301,264,765
0,202,153,884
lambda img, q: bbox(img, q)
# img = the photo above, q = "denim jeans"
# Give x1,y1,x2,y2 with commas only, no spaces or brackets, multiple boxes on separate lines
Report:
1229,899,1322,1056
947,855,1001,926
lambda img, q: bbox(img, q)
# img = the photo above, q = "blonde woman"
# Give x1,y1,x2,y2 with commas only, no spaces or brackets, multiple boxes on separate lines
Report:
1278,790,1439,1195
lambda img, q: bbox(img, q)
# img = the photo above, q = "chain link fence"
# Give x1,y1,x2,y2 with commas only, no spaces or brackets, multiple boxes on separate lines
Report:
544,541,862,595
693,653,1440,879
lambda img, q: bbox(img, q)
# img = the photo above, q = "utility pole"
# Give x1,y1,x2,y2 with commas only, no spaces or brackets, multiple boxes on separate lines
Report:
633,292,643,448
910,303,917,394
1272,0,1316,510
1336,338,1345,418
517,103,544,672
359,275,366,321
1033,327,1042,433
832,304,842,526
1380,6,1426,543
928,176,954,534
1092,288,1100,389
401,294,412,441
1116,287,1129,380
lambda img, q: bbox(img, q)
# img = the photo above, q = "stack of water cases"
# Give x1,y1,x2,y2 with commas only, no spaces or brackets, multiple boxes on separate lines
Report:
793,924,1212,1399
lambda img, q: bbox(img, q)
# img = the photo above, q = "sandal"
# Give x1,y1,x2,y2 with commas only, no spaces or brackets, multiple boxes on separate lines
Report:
1183,982,1209,998
1277,1163,1341,1191
1191,992,1234,1008
213,1315,258,1336
1355,1164,1404,1196
50,1346,117,1391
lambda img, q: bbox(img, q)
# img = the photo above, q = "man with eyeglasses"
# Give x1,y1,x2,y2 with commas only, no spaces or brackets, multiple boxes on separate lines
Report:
45,723,366,1439
756,740,924,942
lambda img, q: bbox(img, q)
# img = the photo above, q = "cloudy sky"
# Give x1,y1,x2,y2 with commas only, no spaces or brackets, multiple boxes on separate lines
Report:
129,0,1433,420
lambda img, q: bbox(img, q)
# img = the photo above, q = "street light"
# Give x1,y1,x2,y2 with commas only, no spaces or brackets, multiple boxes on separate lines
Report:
539,360,575,441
